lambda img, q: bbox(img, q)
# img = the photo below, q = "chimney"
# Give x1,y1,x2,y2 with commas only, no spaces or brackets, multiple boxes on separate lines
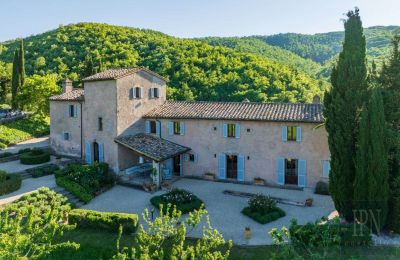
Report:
312,95,321,104
61,79,73,93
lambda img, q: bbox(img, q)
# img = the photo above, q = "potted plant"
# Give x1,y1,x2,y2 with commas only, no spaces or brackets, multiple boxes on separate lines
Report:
244,226,252,242
253,177,265,185
161,181,171,190
305,197,313,207
204,172,215,180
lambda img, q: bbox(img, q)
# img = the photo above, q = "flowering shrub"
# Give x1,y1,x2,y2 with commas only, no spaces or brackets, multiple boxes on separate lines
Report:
248,194,276,214
242,194,285,224
150,189,203,214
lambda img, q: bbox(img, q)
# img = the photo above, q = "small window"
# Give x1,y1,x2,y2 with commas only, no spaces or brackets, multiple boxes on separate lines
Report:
135,87,141,99
173,121,180,135
153,88,159,98
150,121,157,134
63,132,70,141
227,124,236,138
189,154,195,162
287,126,297,141
98,117,103,131
247,128,251,133
69,105,74,117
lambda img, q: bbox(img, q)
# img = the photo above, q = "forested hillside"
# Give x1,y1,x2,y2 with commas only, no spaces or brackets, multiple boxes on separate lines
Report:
257,26,400,64
0,23,326,103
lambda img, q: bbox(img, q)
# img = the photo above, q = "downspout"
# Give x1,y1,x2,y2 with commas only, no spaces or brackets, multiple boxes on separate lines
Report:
80,101,83,159
156,119,162,188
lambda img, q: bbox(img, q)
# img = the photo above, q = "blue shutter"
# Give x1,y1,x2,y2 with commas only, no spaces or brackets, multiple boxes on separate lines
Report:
218,153,226,179
298,159,307,187
180,154,183,176
276,157,285,185
223,124,228,138
235,123,241,139
66,105,69,117
73,104,78,118
323,160,330,177
166,158,173,171
184,154,189,162
129,88,133,99
282,126,288,142
99,143,104,162
194,154,199,162
85,141,92,164
145,121,151,133
156,121,161,136
168,122,173,136
296,127,302,142
180,121,185,136
237,155,245,181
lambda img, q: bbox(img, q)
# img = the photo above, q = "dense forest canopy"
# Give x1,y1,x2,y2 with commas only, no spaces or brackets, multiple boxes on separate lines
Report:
0,23,327,103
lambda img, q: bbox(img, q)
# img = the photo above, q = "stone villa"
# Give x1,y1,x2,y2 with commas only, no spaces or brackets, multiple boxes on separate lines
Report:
49,68,330,189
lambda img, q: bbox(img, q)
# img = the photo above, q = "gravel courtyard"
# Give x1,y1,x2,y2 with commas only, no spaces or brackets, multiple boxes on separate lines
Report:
83,178,335,245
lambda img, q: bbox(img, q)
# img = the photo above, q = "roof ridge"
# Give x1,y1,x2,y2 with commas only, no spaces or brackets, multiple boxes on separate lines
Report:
165,100,322,106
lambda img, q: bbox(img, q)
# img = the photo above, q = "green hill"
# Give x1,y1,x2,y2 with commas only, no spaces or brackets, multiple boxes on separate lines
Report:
0,23,326,103
256,26,400,64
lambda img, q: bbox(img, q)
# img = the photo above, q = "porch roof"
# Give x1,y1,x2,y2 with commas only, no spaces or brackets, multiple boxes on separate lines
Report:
114,133,190,162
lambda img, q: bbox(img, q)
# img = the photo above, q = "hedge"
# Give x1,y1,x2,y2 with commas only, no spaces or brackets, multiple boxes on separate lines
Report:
27,164,59,178
0,174,22,195
150,191,203,214
69,209,138,233
241,206,286,224
20,151,50,165
56,177,93,203
315,181,330,195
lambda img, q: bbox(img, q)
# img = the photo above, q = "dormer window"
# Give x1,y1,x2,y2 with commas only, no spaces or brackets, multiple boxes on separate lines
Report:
150,88,159,98
129,87,142,100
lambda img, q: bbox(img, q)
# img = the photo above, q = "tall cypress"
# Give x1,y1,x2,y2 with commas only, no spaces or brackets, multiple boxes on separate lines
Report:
354,89,389,232
324,8,367,221
18,39,25,86
11,50,20,109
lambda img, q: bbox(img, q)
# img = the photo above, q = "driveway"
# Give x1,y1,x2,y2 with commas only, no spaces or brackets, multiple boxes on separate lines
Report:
0,175,56,206
83,178,335,245
1,136,49,153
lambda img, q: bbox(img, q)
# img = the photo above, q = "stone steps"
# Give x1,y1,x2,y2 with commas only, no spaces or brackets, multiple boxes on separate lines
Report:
51,186,85,208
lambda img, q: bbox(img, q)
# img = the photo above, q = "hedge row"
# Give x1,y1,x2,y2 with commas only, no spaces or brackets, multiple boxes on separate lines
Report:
27,164,59,178
0,174,22,195
69,209,138,233
20,152,50,165
150,195,203,214
55,177,93,203
241,206,286,224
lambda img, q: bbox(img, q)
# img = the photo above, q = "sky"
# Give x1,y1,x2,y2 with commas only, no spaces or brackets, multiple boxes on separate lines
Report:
0,0,399,42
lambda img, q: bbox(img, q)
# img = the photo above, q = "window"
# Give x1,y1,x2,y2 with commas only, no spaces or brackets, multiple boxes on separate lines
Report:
153,88,159,98
63,132,70,140
287,126,297,141
227,124,236,138
150,121,157,134
247,128,251,133
173,121,181,135
98,117,103,131
189,154,195,162
134,87,141,98
69,105,74,117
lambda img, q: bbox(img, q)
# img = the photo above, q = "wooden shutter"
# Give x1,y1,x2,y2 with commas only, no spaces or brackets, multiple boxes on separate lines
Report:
296,127,302,142
73,104,78,117
66,104,70,117
168,122,173,135
235,123,241,139
99,143,104,162
218,153,226,179
237,155,245,181
180,122,185,135
129,88,134,100
140,87,143,98
223,124,228,138
282,126,288,142
276,157,285,185
150,88,154,98
323,160,330,177
194,154,199,162
85,141,92,164
145,120,151,133
180,154,184,176
156,121,161,136
298,159,307,187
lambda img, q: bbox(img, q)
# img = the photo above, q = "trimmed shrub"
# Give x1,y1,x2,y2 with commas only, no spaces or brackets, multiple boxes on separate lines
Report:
242,206,286,224
150,189,203,214
18,148,31,154
69,209,138,233
20,149,50,165
0,170,6,182
0,152,14,158
315,181,330,195
56,177,93,203
27,164,59,178
0,174,22,195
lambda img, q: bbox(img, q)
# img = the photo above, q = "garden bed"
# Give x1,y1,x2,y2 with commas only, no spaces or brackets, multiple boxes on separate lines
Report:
20,148,50,165
241,194,286,224
150,188,204,214
0,170,22,195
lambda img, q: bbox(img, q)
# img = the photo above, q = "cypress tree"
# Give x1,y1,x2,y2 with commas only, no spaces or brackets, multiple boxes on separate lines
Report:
18,39,25,86
324,8,367,221
83,54,95,77
11,50,20,109
354,89,389,232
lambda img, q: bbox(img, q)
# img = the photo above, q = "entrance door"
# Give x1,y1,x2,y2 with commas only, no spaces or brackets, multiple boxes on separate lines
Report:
285,158,298,185
173,155,180,176
93,142,99,163
226,155,238,179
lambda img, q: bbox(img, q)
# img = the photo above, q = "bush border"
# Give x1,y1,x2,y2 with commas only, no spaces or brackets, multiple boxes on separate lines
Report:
150,193,204,214
20,152,50,165
241,206,286,224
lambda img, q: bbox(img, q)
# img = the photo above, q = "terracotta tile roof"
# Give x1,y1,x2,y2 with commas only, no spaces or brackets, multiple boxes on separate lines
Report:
82,67,166,82
49,89,84,101
144,101,324,123
114,133,190,162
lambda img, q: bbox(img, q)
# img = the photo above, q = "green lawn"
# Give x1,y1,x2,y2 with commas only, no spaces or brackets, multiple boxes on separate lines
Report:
39,228,400,260
0,115,49,148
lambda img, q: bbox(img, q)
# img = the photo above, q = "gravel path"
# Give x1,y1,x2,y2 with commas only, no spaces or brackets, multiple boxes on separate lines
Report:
84,178,335,245
0,136,49,153
0,156,68,173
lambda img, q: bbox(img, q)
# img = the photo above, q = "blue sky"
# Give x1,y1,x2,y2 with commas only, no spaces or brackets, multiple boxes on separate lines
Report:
1,0,399,41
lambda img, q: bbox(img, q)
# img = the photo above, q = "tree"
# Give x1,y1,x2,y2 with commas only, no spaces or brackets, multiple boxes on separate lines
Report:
19,39,25,86
83,54,95,77
354,89,389,232
0,61,12,103
19,74,60,114
113,204,232,259
11,50,20,109
324,8,368,221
